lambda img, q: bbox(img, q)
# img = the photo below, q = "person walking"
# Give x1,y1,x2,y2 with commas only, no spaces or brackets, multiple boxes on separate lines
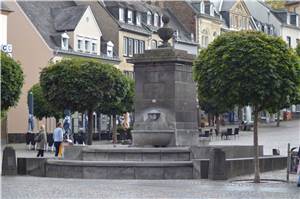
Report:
36,125,47,157
53,122,63,157
297,146,300,187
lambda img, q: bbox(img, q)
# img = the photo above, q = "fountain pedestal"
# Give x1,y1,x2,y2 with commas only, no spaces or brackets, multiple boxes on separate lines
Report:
128,47,199,147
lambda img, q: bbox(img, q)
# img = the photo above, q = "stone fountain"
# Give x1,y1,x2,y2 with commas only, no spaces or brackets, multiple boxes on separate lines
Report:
128,16,199,147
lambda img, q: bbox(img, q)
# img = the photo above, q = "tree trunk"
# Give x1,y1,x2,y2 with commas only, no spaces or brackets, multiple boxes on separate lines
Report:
215,114,220,133
112,114,117,144
253,109,260,183
45,117,48,133
238,106,243,124
87,109,94,145
276,111,280,127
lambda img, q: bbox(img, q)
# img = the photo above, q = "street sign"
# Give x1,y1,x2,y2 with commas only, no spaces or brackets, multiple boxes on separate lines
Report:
1,44,13,53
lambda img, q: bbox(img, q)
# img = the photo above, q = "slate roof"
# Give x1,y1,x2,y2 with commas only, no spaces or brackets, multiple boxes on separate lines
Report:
18,1,79,49
52,5,88,31
189,1,222,20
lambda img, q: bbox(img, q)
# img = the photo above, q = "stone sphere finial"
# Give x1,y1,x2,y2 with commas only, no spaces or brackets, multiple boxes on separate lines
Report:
157,15,174,48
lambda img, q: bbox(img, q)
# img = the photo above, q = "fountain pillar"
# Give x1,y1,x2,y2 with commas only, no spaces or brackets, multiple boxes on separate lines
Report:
128,16,199,147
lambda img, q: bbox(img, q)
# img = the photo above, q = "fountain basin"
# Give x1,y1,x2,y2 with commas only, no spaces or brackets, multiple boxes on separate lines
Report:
131,130,175,147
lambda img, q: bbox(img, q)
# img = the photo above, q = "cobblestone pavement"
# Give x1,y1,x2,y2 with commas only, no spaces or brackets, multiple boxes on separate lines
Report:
1,170,299,199
210,120,300,155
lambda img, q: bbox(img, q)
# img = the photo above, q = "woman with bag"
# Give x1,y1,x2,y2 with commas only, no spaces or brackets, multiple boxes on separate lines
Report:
35,125,47,157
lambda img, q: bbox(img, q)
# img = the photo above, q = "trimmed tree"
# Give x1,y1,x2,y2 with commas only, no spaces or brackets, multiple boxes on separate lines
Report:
40,58,115,145
1,52,24,117
193,31,300,183
97,71,134,144
28,83,62,121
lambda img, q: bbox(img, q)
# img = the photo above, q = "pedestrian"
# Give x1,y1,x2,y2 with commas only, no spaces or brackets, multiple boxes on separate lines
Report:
53,122,63,157
297,146,300,187
35,125,47,157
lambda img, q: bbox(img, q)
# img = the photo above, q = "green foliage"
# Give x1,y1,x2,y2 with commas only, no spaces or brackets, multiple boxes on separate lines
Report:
296,43,300,57
193,31,300,112
1,52,24,115
28,83,62,120
97,73,134,116
40,58,115,112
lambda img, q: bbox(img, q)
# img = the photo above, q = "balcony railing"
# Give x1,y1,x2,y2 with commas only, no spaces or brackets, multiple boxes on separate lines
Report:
54,48,120,62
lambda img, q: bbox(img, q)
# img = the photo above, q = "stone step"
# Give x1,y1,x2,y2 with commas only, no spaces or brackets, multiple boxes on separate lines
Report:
45,159,193,179
81,147,191,161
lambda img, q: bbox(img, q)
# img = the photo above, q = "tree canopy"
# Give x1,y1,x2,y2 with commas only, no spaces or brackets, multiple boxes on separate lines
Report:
40,58,117,145
1,52,24,117
193,31,300,183
28,83,62,120
97,69,135,144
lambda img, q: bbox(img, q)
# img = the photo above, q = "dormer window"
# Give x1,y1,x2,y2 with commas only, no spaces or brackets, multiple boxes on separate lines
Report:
128,10,133,24
61,33,69,50
136,12,141,26
264,25,268,34
147,11,152,25
210,4,214,16
154,13,159,27
119,8,124,22
174,30,179,39
106,41,114,57
200,1,205,14
258,23,261,31
270,26,274,35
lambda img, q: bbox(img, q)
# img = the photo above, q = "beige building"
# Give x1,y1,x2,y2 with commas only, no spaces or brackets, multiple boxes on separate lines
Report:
4,1,120,142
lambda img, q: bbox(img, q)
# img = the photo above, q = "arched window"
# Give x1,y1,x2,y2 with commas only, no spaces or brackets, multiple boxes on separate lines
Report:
154,13,159,27
151,40,157,49
201,29,209,48
200,1,205,14
210,4,214,16
147,11,152,25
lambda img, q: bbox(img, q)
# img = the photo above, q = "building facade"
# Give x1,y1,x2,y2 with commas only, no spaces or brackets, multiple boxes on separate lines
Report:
5,1,120,142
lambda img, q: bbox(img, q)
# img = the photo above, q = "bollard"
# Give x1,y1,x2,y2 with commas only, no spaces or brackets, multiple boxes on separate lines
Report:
287,143,290,182
2,146,17,176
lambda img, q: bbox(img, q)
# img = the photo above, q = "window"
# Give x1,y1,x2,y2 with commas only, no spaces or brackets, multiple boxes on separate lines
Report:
128,10,133,24
147,11,152,25
154,13,159,27
264,25,268,34
201,29,209,48
61,33,69,50
119,8,124,22
128,38,133,57
134,40,139,54
85,40,90,52
200,1,205,14
257,23,262,31
296,39,300,45
287,36,291,47
139,40,145,54
151,40,157,49
77,39,82,51
174,30,179,39
210,4,214,16
107,41,114,57
287,13,290,25
136,12,141,26
92,43,97,53
270,26,274,35
123,37,128,56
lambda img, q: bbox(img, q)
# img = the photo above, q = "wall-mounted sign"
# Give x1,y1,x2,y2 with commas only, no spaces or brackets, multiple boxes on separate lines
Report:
1,44,13,53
